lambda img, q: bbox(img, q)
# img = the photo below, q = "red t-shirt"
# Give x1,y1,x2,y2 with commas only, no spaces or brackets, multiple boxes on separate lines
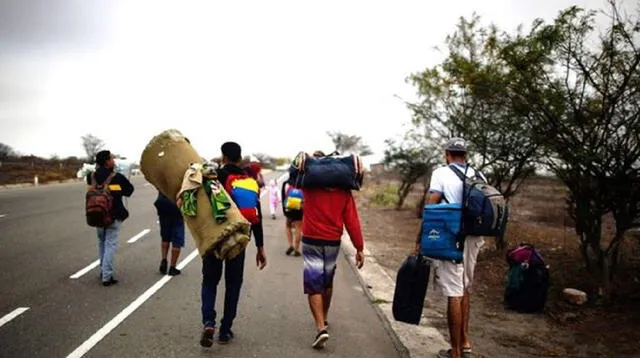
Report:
301,188,364,251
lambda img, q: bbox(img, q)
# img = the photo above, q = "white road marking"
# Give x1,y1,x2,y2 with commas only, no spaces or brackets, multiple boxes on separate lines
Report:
66,172,282,353
70,228,152,279
0,214,6,218
69,260,101,279
127,229,151,244
65,249,199,358
0,307,30,328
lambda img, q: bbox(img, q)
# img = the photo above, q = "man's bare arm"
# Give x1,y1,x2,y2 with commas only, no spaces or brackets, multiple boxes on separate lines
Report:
427,191,442,205
414,191,443,251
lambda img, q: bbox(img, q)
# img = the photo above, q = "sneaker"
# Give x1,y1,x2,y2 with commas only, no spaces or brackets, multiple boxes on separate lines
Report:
219,330,234,344
285,247,294,256
168,266,181,276
312,329,329,349
436,349,454,358
200,327,215,348
102,278,118,287
294,250,301,257
159,259,168,274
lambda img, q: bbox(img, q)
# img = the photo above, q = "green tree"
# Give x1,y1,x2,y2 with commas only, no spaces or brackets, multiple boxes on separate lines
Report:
274,157,290,166
383,126,439,209
327,131,374,156
0,142,16,161
408,14,540,202
498,1,640,296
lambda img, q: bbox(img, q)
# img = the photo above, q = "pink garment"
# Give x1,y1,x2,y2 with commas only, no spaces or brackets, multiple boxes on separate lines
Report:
267,180,280,215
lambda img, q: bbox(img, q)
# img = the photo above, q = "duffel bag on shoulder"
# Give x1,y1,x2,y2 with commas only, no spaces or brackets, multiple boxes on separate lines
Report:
289,151,364,190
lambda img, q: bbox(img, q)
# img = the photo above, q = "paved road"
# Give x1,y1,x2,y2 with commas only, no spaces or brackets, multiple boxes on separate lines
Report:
0,172,401,358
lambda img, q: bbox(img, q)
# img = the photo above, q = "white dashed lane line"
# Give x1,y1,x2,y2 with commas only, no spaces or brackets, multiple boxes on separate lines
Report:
0,307,30,329
69,228,151,279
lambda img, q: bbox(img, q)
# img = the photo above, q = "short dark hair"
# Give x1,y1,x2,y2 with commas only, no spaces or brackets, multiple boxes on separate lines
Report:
446,150,467,158
221,142,242,163
95,150,112,166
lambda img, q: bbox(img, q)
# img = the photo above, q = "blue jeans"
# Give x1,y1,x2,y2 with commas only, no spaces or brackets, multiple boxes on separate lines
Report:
97,220,121,281
201,250,246,333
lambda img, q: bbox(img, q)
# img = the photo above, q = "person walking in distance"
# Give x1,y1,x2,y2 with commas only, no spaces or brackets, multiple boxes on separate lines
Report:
266,179,281,220
282,179,303,256
200,142,267,347
301,150,365,349
86,150,134,287
414,138,486,358
154,191,184,276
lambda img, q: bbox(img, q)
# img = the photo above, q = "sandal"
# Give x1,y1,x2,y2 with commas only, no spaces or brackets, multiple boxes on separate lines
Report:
463,347,472,357
436,348,472,358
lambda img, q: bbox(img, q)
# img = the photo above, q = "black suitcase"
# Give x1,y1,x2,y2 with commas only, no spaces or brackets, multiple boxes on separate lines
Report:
392,254,431,325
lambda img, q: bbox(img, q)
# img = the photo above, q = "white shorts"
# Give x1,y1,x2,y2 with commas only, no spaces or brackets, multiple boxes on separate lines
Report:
432,236,485,297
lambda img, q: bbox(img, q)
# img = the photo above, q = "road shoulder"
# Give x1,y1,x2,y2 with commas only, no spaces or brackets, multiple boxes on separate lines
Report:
341,234,449,358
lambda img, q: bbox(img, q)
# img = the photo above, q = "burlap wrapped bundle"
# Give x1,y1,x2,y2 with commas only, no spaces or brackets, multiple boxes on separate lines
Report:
140,129,251,259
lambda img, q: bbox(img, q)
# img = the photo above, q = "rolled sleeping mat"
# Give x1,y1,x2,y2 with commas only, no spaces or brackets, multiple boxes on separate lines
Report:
140,129,251,259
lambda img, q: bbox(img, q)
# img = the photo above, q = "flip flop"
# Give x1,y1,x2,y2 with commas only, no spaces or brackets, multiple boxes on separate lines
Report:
463,347,472,357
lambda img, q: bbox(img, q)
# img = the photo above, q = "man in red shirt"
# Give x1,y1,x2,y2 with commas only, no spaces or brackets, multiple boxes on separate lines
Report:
301,150,365,350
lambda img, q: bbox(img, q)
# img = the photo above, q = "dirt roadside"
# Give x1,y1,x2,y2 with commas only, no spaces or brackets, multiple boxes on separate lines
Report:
356,175,640,358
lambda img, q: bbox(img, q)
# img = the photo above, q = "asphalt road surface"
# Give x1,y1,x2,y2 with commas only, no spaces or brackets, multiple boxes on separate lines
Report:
0,172,401,358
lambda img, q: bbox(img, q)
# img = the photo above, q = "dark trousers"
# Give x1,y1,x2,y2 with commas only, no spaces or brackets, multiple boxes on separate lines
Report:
201,250,246,333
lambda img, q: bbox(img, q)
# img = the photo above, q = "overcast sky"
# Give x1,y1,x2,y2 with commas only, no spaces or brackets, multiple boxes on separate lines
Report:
0,0,614,163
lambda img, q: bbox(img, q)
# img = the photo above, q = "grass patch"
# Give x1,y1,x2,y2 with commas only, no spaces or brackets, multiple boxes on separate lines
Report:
369,184,399,208
0,164,78,185
371,298,390,305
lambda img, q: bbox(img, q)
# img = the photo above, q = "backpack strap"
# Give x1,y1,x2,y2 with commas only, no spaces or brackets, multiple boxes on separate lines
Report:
91,172,97,186
450,164,486,184
447,164,470,200
101,172,117,189
448,164,468,182
448,164,470,251
449,164,471,203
